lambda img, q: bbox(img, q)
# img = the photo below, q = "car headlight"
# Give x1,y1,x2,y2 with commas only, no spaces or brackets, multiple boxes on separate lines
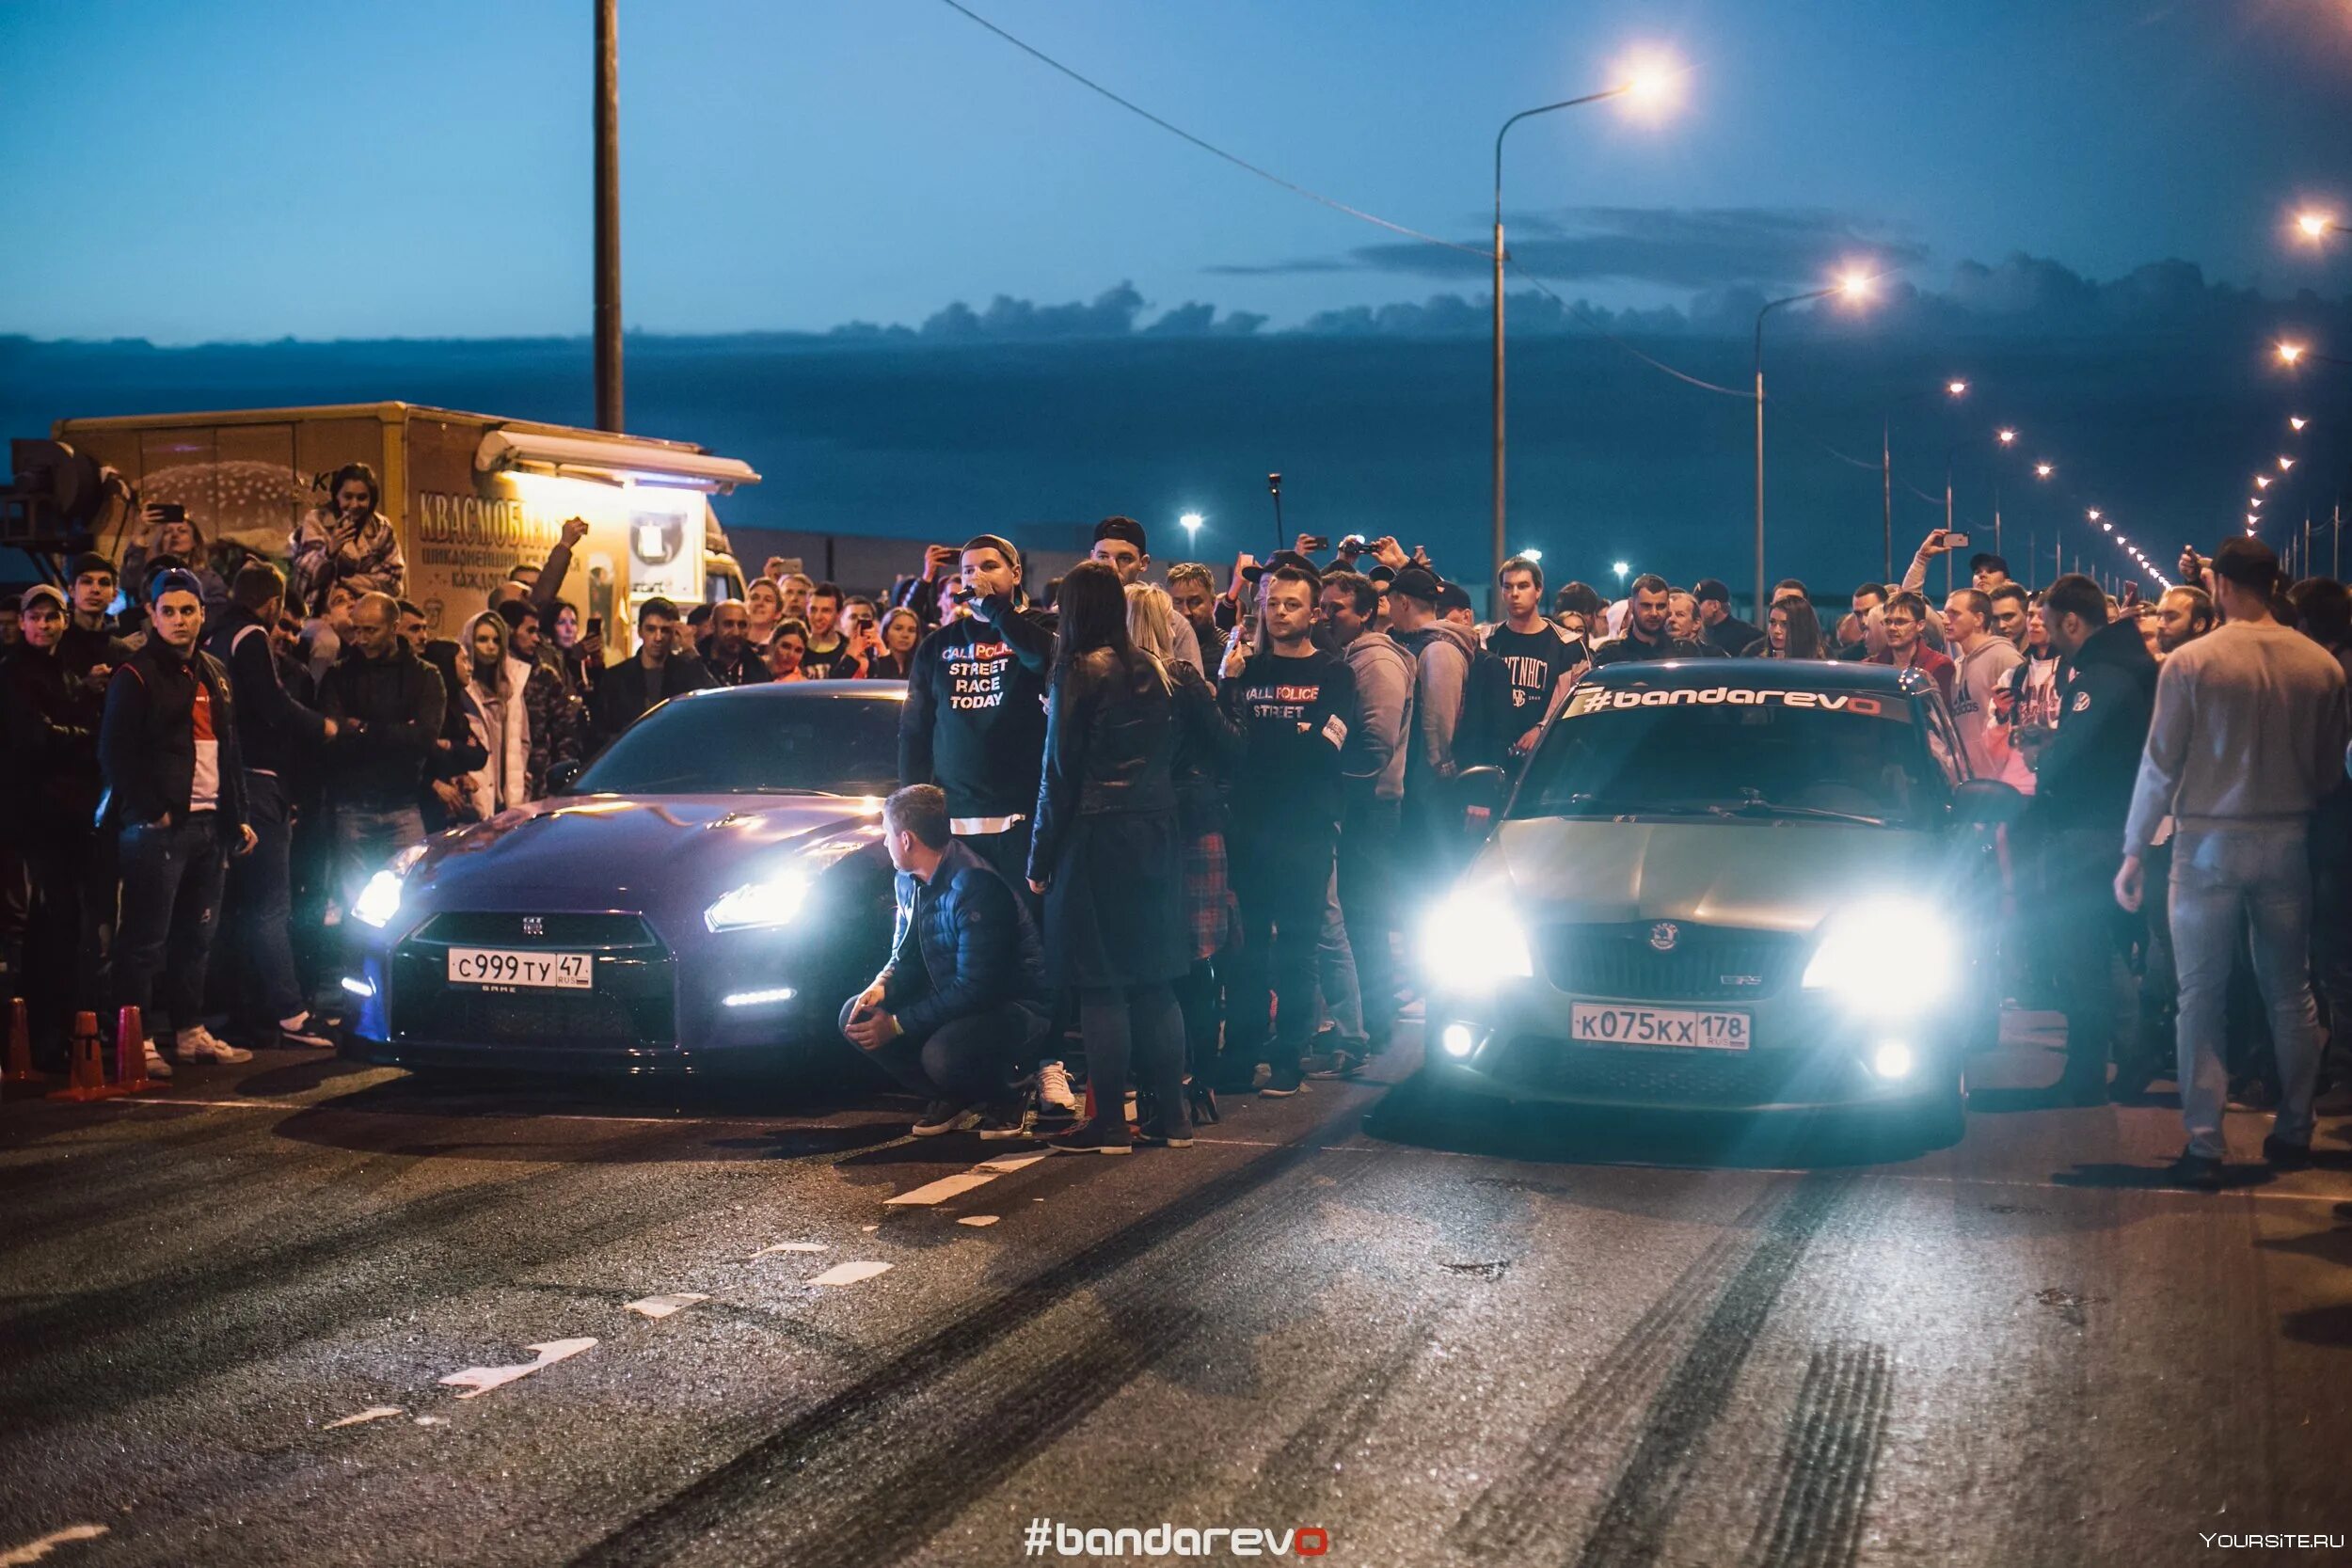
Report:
351,843,429,930
1802,899,1957,1009
1421,889,1534,988
705,869,814,932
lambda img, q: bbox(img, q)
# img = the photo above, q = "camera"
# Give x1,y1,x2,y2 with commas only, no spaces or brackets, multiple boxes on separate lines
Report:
1946,531,1971,551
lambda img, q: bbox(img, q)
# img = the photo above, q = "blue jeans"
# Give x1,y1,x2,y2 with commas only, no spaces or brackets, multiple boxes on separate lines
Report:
2170,825,2322,1157
333,803,425,914
115,813,229,1039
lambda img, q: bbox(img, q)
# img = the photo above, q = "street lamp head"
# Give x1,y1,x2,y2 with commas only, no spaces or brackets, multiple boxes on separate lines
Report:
1946,379,1969,398
1612,560,1630,579
1996,428,2017,446
1519,546,1544,562
2034,462,2054,479
2250,497,2263,508
2255,475,2273,489
2087,509,2101,521
1834,268,1875,300
1613,51,1685,116
2289,415,2308,431
1179,512,1203,532
2279,455,2296,471
2296,211,2335,241
2278,341,2307,366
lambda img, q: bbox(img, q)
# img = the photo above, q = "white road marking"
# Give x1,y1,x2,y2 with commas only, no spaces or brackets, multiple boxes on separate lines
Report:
323,1405,405,1430
957,1215,1000,1227
415,1416,449,1426
977,1152,1049,1173
809,1261,893,1286
861,1223,880,1232
625,1292,709,1320
884,1171,1001,1207
437,1338,597,1399
750,1241,828,1259
0,1527,108,1567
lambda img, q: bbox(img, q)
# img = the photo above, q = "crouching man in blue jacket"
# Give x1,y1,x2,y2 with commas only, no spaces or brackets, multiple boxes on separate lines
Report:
841,784,1049,1140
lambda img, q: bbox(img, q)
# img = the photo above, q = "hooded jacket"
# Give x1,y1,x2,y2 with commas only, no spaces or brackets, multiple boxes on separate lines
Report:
2033,617,2157,834
1341,628,1415,801
1392,619,1479,784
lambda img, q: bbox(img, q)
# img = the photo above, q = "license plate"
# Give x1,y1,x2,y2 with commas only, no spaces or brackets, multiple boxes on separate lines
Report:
1568,1002,1749,1050
446,947,594,990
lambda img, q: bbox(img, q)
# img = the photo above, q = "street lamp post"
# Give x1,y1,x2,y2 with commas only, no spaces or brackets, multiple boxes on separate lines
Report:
1755,274,1871,613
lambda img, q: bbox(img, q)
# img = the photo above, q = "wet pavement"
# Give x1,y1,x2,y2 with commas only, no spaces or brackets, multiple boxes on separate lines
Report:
4,1015,2349,1567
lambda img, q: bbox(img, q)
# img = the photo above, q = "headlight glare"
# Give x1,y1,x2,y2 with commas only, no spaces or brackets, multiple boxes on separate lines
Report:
705,870,814,932
1421,890,1534,987
352,870,405,929
1803,900,1956,1008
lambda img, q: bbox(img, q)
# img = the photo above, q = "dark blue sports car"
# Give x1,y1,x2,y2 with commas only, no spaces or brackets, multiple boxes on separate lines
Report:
338,681,903,1076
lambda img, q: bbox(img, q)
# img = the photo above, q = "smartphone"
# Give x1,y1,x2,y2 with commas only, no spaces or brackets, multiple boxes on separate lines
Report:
586,616,603,639
1946,532,1971,550
151,501,186,524
1297,534,1330,554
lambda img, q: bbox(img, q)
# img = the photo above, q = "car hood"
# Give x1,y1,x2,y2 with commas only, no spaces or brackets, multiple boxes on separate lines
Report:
1478,816,1936,934
408,793,885,907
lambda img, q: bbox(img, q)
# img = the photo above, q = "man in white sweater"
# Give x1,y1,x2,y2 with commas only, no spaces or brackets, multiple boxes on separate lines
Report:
2116,539,2350,1189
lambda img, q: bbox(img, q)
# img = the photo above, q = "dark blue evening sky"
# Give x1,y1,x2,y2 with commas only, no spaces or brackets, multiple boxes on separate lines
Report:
4,0,2348,341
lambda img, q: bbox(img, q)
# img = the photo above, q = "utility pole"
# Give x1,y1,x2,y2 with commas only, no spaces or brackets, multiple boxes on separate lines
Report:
594,0,623,432
1881,418,1893,583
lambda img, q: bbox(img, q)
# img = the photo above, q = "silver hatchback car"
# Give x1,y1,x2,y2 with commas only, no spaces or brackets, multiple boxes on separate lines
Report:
1421,660,2022,1139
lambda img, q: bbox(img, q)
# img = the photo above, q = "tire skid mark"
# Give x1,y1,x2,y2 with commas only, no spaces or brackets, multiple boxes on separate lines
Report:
1569,1174,1854,1568
1250,1315,1441,1504
1741,1342,1892,1568
1449,1181,1795,1558
564,1134,1336,1568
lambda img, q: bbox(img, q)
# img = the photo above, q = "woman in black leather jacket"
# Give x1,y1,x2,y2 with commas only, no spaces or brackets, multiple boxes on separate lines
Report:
1026,562,1190,1152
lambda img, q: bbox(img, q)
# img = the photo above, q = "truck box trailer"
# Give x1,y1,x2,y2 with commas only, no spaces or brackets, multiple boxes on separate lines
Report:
45,402,754,648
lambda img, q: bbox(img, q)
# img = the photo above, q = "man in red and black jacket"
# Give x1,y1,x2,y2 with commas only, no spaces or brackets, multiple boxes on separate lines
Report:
99,569,260,1079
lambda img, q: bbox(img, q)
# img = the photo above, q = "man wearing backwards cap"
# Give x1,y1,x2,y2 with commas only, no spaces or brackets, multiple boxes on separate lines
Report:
1089,516,1203,673
100,567,260,1081
2117,536,2350,1189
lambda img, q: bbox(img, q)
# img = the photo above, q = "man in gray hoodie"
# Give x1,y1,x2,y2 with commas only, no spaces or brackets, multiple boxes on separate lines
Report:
1385,566,1479,874
1322,570,1415,1053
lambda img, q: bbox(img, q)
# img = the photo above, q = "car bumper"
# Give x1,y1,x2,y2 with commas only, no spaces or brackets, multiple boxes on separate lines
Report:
1424,985,1959,1114
335,908,866,1077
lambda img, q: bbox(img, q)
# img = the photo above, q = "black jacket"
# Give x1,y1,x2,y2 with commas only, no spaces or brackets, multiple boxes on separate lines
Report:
317,643,447,810
592,653,711,751
2,641,104,838
1028,648,1179,883
2034,617,2157,833
899,594,1057,821
1704,615,1765,657
98,636,247,832
1168,659,1243,834
879,838,1046,1037
1590,627,1711,667
700,644,769,689
204,604,329,777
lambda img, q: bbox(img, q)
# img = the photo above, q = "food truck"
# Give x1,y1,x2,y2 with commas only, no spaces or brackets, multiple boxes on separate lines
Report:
43,403,755,648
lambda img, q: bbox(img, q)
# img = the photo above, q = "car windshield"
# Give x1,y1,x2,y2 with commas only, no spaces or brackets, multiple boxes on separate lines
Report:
573,689,903,797
1513,684,1938,828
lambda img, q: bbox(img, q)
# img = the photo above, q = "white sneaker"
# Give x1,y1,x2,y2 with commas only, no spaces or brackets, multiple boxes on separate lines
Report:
140,1041,175,1080
1036,1060,1080,1115
174,1026,253,1065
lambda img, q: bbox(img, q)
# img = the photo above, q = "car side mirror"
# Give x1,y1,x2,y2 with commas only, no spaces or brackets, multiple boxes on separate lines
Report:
1454,765,1507,839
547,759,583,796
1951,777,2024,827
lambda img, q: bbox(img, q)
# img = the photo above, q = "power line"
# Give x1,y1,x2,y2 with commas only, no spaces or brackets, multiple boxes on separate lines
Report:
1508,262,1751,399
933,0,1486,260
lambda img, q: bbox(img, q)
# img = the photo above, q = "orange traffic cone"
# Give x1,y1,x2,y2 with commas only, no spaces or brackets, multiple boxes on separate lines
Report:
115,1006,153,1093
3,996,43,1086
48,1011,120,1101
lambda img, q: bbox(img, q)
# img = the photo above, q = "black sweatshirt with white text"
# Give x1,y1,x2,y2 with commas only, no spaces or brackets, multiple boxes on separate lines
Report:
1219,644,1358,839
898,594,1057,821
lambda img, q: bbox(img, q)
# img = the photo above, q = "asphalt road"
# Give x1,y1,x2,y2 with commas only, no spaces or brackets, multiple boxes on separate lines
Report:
4,1017,2350,1568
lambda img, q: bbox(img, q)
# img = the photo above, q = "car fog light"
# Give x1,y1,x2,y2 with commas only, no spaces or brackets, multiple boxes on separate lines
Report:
1439,1022,1478,1058
722,987,799,1009
1871,1040,1915,1080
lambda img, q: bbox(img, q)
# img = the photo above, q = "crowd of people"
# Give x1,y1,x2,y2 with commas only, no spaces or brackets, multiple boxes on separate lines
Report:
3,497,2347,1183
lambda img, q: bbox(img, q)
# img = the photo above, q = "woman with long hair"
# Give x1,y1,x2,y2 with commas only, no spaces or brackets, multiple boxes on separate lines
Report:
1028,562,1191,1153
765,618,812,681
420,639,492,828
1765,594,1827,659
865,606,923,680
462,610,533,811
1127,582,1243,1121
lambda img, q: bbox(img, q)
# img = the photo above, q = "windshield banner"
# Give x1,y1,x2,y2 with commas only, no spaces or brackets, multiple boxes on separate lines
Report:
1564,685,1896,719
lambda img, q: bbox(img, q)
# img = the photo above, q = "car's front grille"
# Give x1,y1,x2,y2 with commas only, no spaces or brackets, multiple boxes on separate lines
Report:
1538,923,1805,1003
1490,1036,1844,1107
389,910,675,1051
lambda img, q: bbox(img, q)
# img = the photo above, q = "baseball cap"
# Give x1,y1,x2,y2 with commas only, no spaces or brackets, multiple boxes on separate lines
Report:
20,582,68,614
149,567,205,604
1435,581,1473,615
2211,536,2280,593
1092,515,1149,553
68,551,115,583
1692,578,1732,606
1968,552,2010,575
1388,566,1442,605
